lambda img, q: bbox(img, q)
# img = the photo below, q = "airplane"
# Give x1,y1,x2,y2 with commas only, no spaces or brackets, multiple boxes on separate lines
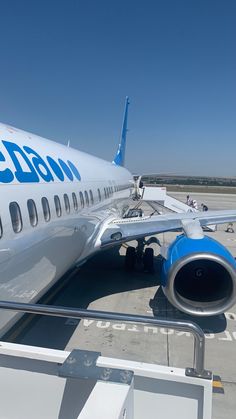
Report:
0,97,236,336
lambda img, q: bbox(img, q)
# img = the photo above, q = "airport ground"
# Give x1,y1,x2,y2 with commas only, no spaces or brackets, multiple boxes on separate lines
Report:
7,191,236,419
151,184,236,194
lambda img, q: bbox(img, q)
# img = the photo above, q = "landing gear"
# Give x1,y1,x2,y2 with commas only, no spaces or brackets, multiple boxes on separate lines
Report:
125,246,136,271
125,241,154,273
143,248,154,273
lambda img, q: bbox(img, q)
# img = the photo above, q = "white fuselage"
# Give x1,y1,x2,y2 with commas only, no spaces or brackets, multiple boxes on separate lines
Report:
0,123,133,335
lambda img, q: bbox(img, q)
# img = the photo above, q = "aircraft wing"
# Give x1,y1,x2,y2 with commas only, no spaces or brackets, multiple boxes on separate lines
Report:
100,210,236,248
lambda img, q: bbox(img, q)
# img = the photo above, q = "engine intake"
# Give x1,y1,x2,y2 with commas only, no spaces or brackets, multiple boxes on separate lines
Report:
161,235,236,316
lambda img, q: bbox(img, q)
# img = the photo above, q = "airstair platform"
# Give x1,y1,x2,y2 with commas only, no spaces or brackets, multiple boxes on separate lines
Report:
0,301,212,419
140,186,216,231
142,186,195,213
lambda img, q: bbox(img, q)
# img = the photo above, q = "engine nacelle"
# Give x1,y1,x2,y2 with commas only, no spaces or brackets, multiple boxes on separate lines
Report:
161,234,236,316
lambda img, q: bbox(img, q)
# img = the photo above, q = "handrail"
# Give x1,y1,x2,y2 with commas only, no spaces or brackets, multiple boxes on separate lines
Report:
0,300,211,379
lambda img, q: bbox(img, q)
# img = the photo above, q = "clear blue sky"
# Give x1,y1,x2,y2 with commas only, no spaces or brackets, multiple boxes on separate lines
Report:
0,0,235,176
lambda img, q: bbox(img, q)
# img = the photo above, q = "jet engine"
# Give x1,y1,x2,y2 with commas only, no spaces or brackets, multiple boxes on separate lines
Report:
161,234,236,316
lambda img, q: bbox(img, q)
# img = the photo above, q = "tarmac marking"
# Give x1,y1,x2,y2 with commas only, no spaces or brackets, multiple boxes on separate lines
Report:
127,325,140,332
79,320,236,342
146,310,236,320
218,331,233,341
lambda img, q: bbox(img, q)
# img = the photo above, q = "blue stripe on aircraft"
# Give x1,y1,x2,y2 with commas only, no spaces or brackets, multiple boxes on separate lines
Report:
0,141,81,183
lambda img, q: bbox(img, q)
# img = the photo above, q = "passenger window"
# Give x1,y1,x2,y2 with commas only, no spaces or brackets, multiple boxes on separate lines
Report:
64,194,70,213
98,188,101,202
9,202,23,233
104,188,107,199
41,197,51,222
84,191,89,206
79,192,84,208
27,199,38,227
72,192,78,211
54,195,62,217
89,190,94,205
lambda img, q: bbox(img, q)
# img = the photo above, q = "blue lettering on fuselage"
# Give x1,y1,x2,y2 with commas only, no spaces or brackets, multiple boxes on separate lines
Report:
0,140,81,184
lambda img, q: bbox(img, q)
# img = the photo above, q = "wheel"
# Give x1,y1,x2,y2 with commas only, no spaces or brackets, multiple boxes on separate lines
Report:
125,246,136,271
143,247,154,273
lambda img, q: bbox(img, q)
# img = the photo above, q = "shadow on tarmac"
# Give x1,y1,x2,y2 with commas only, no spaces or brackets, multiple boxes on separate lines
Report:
11,245,227,349
11,246,158,349
150,287,227,333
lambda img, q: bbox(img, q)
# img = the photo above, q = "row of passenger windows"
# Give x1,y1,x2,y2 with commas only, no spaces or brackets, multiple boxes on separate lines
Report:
3,184,130,235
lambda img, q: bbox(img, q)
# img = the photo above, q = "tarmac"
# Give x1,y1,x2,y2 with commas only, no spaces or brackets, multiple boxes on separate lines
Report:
10,191,236,419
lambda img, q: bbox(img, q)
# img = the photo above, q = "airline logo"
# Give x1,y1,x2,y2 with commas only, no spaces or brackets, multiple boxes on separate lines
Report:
0,140,81,183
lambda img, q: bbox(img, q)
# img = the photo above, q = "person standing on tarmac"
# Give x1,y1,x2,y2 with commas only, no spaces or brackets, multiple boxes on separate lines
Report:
226,223,234,233
192,199,198,210
186,195,191,206
201,203,208,211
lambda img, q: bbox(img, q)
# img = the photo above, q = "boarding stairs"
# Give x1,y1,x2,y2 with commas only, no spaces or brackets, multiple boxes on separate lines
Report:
142,186,191,213
134,186,216,231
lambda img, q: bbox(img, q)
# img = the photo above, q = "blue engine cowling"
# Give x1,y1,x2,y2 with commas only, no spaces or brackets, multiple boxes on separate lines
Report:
161,234,236,316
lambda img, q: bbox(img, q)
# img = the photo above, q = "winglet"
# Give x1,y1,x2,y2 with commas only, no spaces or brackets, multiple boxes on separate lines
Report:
112,97,130,166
